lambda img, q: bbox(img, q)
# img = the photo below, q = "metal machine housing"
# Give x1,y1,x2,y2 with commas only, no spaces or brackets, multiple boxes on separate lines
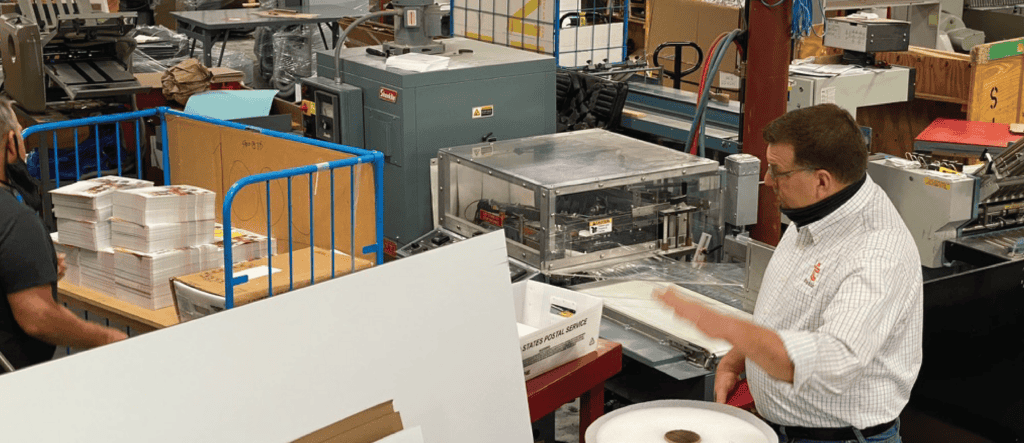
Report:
437,129,721,273
313,37,557,247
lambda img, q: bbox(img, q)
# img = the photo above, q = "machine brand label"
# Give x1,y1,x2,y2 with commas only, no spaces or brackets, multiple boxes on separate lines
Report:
379,87,398,103
478,209,504,228
472,105,495,119
588,218,612,235
923,177,951,190
383,238,398,257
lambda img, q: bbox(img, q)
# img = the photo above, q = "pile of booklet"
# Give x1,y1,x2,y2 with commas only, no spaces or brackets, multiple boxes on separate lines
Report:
107,186,217,309
79,248,117,295
50,233,81,286
50,177,153,292
112,225,276,309
210,223,278,265
49,178,282,311
50,177,153,251
113,247,211,310
112,185,216,225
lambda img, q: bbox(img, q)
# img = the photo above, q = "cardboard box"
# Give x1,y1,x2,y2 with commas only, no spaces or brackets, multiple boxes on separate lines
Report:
172,246,373,321
166,114,379,257
645,0,742,97
513,280,602,380
293,400,404,443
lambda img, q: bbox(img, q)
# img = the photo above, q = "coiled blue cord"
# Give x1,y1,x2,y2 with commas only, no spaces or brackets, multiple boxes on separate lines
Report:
793,0,815,37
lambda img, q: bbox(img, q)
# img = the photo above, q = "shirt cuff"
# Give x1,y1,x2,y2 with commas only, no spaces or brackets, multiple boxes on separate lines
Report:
778,329,817,392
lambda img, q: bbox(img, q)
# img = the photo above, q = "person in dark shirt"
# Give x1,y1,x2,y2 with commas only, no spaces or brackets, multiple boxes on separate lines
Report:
0,98,127,372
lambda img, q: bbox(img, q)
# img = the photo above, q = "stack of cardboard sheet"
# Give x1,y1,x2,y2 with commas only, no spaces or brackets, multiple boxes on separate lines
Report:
50,177,154,251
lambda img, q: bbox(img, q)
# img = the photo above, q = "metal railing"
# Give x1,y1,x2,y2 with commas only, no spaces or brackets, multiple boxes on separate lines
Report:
23,107,385,310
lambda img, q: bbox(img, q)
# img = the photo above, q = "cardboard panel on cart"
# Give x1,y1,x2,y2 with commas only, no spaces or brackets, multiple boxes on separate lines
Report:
218,126,378,260
166,114,378,261
512,280,602,380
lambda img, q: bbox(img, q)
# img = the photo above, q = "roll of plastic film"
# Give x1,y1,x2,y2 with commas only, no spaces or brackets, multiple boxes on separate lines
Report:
586,400,776,443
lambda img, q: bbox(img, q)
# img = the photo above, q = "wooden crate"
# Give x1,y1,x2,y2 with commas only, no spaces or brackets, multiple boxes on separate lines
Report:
966,38,1024,124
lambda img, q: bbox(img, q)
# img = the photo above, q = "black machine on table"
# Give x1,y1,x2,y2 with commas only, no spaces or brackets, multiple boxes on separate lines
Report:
0,0,146,112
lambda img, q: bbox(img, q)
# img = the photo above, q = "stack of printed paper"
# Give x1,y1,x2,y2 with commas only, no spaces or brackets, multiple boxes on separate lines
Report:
208,224,278,266
50,233,81,286
79,248,116,295
110,218,216,253
49,176,153,251
114,247,212,310
104,185,218,309
112,185,216,225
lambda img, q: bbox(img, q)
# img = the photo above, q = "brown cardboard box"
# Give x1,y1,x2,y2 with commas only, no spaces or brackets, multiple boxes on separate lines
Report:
172,246,374,309
292,400,404,443
645,0,742,97
166,114,379,258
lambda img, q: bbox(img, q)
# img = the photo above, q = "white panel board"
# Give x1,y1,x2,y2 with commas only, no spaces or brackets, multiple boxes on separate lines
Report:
0,231,532,443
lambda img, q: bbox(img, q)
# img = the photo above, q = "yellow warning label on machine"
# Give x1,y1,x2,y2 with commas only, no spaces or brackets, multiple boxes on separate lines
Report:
924,177,951,190
588,218,613,235
472,105,495,119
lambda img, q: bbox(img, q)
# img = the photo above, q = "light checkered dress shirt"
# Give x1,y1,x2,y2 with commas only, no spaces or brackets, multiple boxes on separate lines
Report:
748,175,924,429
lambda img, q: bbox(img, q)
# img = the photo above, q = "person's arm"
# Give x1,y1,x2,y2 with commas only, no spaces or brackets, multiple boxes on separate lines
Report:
8,285,127,349
714,348,747,403
655,288,794,382
657,247,920,395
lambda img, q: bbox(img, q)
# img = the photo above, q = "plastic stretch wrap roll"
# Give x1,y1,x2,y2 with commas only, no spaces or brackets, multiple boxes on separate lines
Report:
586,400,776,443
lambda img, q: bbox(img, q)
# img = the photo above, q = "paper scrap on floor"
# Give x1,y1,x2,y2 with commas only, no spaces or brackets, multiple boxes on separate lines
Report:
386,53,451,73
184,89,278,121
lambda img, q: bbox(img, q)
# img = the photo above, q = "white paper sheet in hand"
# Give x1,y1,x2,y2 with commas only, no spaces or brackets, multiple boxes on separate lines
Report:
577,280,751,357
385,53,451,72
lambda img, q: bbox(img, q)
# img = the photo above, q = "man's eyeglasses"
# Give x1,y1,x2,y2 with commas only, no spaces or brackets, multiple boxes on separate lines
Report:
766,164,814,179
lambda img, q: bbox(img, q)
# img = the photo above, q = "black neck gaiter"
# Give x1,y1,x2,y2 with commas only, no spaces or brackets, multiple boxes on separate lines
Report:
781,174,866,228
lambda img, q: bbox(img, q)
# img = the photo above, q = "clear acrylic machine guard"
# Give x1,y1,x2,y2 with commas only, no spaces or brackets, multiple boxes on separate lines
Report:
438,129,723,273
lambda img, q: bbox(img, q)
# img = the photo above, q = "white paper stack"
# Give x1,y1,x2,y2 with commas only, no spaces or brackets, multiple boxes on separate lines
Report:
209,224,278,266
102,185,218,310
79,248,116,295
50,233,81,286
112,185,216,225
114,247,213,310
111,218,216,253
56,218,112,250
50,177,154,251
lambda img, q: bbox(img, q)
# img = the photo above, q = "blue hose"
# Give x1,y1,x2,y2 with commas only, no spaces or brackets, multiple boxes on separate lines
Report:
685,29,740,158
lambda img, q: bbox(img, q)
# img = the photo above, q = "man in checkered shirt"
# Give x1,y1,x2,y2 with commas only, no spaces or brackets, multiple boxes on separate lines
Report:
658,104,923,443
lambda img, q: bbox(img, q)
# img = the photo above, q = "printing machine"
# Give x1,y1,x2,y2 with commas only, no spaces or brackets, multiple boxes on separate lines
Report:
393,128,766,403
868,143,1024,440
0,0,146,112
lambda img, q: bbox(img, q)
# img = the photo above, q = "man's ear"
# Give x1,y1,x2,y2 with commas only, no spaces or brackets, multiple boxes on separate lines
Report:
814,169,835,198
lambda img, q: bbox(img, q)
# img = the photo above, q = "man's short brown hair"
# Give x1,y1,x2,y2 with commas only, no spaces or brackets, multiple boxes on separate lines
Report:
762,104,867,185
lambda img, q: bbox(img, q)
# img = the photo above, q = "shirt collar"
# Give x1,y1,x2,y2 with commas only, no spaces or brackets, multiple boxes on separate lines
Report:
800,174,876,244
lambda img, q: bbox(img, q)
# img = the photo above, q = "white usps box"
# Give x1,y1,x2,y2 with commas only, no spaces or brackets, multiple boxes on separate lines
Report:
513,280,603,380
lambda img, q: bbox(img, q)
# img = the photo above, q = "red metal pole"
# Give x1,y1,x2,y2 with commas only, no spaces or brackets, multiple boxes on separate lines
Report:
743,0,792,246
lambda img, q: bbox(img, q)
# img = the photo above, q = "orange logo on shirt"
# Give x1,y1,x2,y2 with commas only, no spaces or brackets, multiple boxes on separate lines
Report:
810,262,822,282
